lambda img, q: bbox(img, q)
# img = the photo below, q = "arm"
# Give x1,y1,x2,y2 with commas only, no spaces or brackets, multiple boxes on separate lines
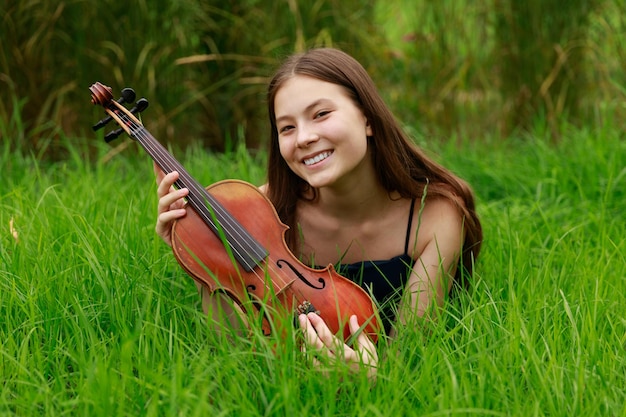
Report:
398,197,464,326
298,198,464,379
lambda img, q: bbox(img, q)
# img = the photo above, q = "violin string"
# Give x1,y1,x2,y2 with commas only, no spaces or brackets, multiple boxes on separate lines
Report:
122,115,260,254
114,109,283,288
105,105,369,336
134,125,275,285
119,112,343,324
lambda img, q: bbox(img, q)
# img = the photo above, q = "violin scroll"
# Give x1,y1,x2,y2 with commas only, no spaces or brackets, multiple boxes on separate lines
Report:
90,82,136,107
89,82,147,142
89,82,113,106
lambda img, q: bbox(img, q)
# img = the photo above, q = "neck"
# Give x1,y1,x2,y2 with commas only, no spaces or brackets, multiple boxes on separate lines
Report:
312,162,395,222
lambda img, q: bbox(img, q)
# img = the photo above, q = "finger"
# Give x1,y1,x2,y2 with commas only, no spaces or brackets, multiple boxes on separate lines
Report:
157,171,180,199
157,208,187,226
349,315,376,351
158,188,189,214
299,314,331,353
156,209,186,238
348,315,378,368
306,313,341,351
299,323,331,376
298,314,321,348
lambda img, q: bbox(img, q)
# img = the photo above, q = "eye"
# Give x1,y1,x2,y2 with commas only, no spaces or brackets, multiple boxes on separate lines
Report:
314,110,331,119
278,125,294,134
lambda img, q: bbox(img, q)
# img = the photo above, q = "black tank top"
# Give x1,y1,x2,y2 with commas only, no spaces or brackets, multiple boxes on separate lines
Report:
335,199,416,334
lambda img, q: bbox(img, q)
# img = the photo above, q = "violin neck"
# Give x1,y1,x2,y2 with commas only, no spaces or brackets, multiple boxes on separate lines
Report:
129,124,267,272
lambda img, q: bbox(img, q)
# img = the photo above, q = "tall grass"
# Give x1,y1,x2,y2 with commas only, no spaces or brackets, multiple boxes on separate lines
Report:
375,0,626,139
0,0,381,156
2,1,625,155
1,119,624,415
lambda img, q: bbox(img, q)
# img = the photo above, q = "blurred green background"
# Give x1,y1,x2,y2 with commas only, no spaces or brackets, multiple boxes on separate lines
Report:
1,0,625,157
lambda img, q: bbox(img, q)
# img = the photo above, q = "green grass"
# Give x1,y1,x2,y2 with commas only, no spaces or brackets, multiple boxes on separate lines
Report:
1,125,625,416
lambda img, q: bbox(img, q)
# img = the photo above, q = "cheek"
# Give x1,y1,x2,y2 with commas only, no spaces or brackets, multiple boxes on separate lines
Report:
278,139,295,164
347,129,369,155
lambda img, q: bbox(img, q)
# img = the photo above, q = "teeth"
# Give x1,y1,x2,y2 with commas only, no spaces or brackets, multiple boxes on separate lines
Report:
304,151,332,166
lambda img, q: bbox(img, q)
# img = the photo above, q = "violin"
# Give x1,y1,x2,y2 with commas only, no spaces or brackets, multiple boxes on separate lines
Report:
89,82,380,343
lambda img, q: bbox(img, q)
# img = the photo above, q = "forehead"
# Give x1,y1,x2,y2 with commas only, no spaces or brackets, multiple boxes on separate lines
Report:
273,75,352,115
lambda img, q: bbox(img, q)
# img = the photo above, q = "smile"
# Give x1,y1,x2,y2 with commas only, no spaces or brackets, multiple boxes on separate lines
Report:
303,151,333,166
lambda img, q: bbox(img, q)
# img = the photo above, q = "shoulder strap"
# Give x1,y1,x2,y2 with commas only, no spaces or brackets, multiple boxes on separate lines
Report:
404,198,416,256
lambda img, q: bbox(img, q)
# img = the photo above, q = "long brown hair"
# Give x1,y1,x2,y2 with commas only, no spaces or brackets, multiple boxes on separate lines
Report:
266,48,482,284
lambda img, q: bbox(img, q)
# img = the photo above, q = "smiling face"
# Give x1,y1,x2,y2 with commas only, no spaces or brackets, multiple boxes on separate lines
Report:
273,75,373,191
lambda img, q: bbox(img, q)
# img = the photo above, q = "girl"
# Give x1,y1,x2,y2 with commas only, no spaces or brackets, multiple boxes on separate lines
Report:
155,48,482,378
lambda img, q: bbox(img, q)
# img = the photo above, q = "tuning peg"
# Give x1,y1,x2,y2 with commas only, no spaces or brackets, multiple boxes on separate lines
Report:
120,88,136,103
93,115,112,131
129,98,149,115
104,127,124,143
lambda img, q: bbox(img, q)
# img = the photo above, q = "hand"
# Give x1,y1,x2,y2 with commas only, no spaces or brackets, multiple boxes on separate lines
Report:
298,313,378,381
154,162,189,246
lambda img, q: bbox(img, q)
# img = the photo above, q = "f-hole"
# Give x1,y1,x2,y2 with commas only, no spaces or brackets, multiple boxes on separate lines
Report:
276,259,326,290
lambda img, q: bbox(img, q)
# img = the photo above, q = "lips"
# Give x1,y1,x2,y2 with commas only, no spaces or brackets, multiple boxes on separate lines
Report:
303,151,333,166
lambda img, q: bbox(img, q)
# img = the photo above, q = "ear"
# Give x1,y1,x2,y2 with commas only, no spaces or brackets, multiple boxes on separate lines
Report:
365,119,373,137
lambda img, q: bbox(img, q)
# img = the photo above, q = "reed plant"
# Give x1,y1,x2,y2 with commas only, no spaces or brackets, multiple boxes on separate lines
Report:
1,115,624,415
375,0,626,139
3,0,626,156
0,0,382,157
493,0,602,138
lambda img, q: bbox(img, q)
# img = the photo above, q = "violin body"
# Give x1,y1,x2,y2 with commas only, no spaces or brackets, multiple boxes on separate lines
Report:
89,82,380,343
171,179,379,342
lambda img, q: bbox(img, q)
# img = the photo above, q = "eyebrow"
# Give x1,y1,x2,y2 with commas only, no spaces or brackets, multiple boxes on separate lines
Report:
275,98,332,124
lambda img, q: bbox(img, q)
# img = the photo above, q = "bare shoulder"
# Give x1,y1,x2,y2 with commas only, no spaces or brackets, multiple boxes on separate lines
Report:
422,197,464,226
410,197,465,259
258,183,269,195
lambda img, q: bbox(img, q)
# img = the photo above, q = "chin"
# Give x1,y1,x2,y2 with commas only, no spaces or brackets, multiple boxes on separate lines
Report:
307,179,335,190
300,170,338,189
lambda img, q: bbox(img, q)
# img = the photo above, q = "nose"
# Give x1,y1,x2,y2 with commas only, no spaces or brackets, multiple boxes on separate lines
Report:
296,127,319,148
